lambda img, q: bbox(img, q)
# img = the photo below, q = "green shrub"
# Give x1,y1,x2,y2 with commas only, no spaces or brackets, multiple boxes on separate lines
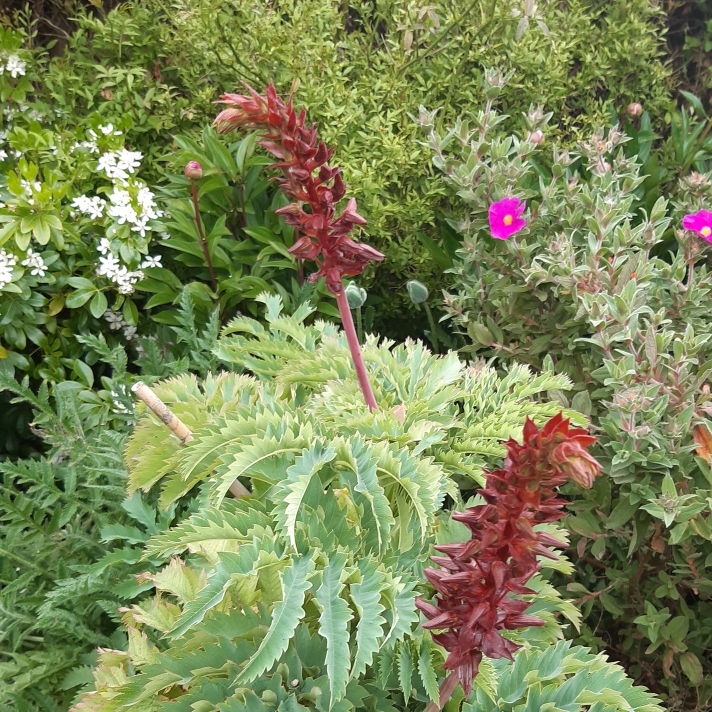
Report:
426,73,712,707
0,21,328,402
0,375,168,710
70,295,661,712
130,0,672,333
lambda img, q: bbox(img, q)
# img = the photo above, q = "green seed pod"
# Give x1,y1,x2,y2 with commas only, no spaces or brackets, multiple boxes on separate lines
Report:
345,282,367,309
407,279,429,305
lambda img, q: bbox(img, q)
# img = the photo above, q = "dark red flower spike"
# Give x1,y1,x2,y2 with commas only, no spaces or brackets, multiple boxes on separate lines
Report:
214,82,382,411
416,414,601,697
214,82,384,295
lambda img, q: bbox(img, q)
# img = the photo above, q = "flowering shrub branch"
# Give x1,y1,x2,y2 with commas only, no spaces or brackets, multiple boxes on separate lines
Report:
417,414,601,703
214,82,383,409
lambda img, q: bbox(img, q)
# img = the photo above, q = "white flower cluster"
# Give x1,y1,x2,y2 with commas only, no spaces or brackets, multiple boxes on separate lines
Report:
0,54,27,78
96,253,145,295
104,310,137,341
71,194,107,220
70,125,121,155
21,248,46,277
0,249,17,288
107,185,163,237
97,149,142,182
71,139,99,154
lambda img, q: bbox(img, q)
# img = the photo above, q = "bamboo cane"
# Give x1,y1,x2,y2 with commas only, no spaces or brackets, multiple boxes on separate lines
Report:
131,381,250,498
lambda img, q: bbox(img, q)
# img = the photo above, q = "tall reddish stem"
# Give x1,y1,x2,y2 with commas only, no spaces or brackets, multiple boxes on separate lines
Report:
335,287,377,411
190,180,218,292
423,672,459,712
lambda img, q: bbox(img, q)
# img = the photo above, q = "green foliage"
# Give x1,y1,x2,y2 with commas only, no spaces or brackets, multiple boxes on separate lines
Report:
153,127,335,325
0,374,173,711
428,75,712,706
463,640,663,712
103,0,673,334
70,296,662,712
0,17,331,402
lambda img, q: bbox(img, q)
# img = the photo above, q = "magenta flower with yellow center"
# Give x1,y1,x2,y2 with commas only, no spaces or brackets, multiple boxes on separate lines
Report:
683,209,712,243
488,197,526,240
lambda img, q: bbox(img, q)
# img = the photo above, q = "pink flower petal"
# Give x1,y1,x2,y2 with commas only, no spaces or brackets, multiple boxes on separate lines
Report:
488,197,527,240
683,209,712,242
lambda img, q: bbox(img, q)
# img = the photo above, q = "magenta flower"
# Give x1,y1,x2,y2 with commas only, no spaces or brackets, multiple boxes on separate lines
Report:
683,209,712,243
488,197,526,240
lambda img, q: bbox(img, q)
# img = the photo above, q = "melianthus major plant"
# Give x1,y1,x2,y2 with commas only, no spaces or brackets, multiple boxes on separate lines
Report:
70,296,660,712
422,69,712,704
70,87,661,712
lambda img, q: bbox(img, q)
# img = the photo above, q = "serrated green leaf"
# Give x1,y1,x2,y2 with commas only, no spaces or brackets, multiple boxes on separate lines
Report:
316,553,352,707
417,639,440,704
238,554,314,684
350,559,387,680
274,444,335,549
397,642,413,700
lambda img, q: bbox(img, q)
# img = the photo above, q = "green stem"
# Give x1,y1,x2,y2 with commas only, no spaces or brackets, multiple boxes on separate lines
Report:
356,306,363,344
424,303,440,353
190,180,218,293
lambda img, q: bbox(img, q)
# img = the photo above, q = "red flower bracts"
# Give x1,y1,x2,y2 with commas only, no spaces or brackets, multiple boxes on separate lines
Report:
416,414,601,696
214,83,384,294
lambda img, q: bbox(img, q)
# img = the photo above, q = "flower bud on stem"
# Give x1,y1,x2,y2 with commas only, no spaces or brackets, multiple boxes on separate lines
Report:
187,172,217,293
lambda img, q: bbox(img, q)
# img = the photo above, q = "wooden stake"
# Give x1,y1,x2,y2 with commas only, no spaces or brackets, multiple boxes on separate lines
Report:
130,381,250,498
131,381,193,444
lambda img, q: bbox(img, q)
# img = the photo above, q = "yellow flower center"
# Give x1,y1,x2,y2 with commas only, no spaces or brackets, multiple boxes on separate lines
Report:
503,214,513,226
702,226,712,237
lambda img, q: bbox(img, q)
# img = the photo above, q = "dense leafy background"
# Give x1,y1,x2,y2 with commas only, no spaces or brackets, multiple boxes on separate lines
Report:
1,1,711,711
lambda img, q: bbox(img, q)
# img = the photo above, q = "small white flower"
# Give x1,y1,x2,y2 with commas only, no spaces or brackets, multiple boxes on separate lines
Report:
117,149,142,174
140,255,162,269
97,253,121,278
0,250,17,268
159,231,171,240
97,149,143,181
5,55,27,78
71,139,99,154
0,150,6,161
98,123,114,135
123,325,137,340
104,310,126,330
97,237,112,255
0,249,17,288
21,248,47,277
71,194,106,220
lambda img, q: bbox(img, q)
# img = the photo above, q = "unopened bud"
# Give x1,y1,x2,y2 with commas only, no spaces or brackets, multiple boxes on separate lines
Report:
528,130,544,145
406,279,429,304
345,282,367,309
184,161,203,180
627,103,643,118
